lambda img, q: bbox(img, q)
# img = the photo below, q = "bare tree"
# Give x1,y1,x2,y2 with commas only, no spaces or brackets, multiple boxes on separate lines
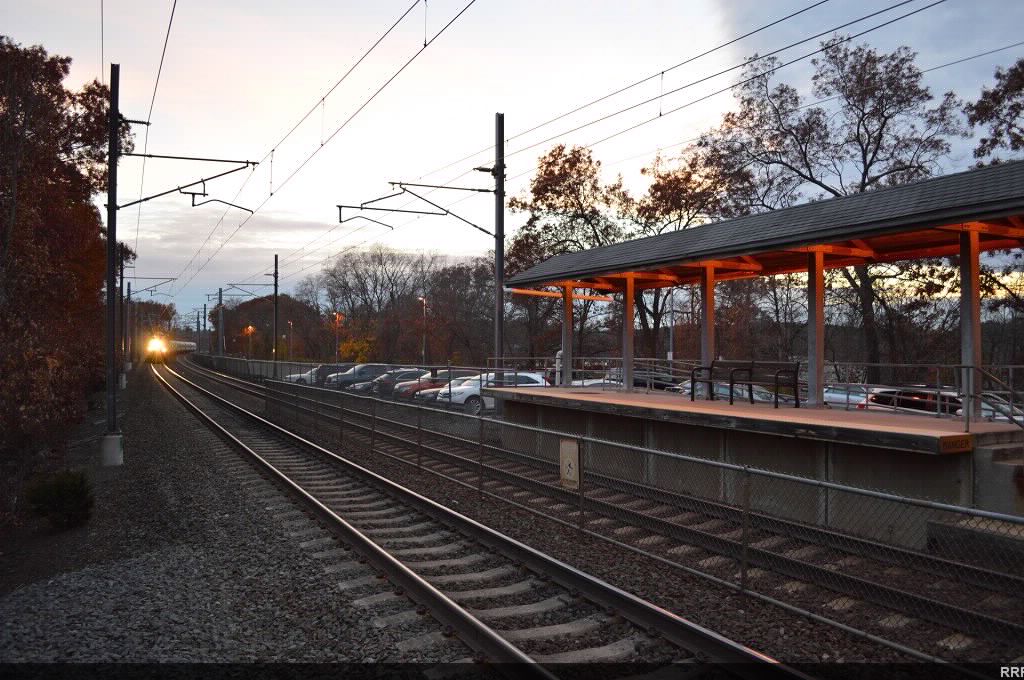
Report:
700,37,966,379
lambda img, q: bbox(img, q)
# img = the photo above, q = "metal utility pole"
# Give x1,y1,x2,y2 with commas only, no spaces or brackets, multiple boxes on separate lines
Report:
101,63,123,466
337,113,506,373
272,254,279,374
203,303,207,353
125,281,132,369
118,256,126,387
218,287,225,355
195,310,200,347
494,112,505,372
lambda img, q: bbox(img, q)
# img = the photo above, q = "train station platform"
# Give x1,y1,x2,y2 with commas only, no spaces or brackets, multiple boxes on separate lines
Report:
490,387,1024,516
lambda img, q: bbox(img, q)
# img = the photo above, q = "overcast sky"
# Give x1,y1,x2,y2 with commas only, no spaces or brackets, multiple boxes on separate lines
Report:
7,0,1024,315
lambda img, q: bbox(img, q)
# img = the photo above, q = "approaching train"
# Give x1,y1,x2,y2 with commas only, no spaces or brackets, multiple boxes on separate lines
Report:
145,336,197,363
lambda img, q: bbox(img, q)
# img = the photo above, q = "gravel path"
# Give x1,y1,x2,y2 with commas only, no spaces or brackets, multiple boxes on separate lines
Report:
0,364,428,662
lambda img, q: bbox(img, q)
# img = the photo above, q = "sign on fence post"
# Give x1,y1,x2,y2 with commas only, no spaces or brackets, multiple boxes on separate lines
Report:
560,437,579,490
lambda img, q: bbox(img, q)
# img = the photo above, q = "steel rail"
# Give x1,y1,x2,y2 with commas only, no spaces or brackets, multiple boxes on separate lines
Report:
260,382,1024,643
259,388,963,667
152,364,548,674
159,363,798,675
265,380,1024,584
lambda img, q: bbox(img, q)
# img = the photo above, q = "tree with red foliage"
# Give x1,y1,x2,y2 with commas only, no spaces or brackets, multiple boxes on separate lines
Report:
0,36,133,461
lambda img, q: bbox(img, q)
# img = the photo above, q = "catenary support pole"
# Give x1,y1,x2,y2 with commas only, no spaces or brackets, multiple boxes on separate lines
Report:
203,303,207,353
806,250,825,407
118,255,125,377
960,230,982,416
101,63,123,466
218,288,224,355
494,113,505,371
125,282,132,370
273,253,279,377
561,285,574,386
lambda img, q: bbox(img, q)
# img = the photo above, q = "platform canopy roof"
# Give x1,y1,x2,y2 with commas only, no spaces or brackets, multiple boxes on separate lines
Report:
506,160,1024,291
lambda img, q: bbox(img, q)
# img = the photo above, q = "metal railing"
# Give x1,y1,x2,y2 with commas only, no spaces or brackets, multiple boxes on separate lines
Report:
192,353,1024,431
263,378,1024,652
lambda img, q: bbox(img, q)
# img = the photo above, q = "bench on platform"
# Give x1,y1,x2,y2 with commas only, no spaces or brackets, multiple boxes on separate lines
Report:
689,360,801,408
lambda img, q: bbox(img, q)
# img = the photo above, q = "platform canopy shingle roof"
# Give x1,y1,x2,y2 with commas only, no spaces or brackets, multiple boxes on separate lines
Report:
506,160,1024,291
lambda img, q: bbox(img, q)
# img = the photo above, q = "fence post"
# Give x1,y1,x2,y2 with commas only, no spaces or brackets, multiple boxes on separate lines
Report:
741,466,751,592
338,392,346,449
933,365,941,418
578,435,586,534
417,404,424,470
478,416,485,496
370,397,377,453
313,387,321,436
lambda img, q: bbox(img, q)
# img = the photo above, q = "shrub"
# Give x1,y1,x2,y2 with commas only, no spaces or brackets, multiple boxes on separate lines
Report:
25,470,94,529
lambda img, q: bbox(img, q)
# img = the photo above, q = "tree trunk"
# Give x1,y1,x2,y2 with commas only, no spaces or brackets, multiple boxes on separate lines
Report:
854,264,882,384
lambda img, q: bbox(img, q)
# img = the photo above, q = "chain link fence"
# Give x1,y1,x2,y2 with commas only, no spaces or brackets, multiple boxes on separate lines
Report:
250,375,1024,651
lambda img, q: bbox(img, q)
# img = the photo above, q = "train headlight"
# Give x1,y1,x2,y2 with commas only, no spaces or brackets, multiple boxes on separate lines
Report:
147,337,167,353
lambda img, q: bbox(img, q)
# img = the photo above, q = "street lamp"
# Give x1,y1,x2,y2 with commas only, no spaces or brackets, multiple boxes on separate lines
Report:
243,324,256,359
417,296,427,366
333,312,343,363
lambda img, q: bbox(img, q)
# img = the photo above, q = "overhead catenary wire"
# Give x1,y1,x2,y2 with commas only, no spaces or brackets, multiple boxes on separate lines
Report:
274,0,931,281
174,0,478,294
411,0,835,183
595,37,1024,174
170,0,423,294
505,0,926,161
133,0,178,255
282,0,1009,284
269,1,839,278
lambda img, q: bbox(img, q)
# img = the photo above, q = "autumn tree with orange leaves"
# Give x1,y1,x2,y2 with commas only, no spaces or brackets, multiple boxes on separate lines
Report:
0,36,133,467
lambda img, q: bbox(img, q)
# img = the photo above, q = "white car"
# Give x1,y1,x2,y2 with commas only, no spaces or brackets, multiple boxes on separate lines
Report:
283,368,316,384
435,371,549,415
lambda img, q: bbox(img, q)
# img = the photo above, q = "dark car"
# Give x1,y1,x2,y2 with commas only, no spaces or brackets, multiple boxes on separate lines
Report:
347,381,375,393
371,368,429,398
604,368,678,390
325,363,392,390
393,369,479,400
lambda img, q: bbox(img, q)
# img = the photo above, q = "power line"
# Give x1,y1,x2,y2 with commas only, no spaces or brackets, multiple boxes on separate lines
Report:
273,1,932,280
506,0,924,161
273,2,838,279
133,0,178,255
411,0,835,185
175,0,478,294
572,0,946,152
170,0,423,294
99,0,104,85
282,0,999,283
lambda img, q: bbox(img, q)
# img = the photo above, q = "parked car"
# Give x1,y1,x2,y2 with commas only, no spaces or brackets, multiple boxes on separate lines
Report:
955,393,1024,422
569,378,623,389
823,384,875,409
435,371,549,415
325,363,391,389
284,363,354,386
604,368,678,390
393,369,480,400
371,368,430,398
866,388,961,415
347,380,375,393
671,380,796,405
415,376,477,403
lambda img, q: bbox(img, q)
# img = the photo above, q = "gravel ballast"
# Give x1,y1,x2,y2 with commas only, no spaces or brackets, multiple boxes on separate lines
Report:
0,364,442,662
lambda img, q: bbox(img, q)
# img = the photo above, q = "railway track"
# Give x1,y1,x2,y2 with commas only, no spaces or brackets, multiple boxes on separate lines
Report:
177,357,1024,663
156,361,797,676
